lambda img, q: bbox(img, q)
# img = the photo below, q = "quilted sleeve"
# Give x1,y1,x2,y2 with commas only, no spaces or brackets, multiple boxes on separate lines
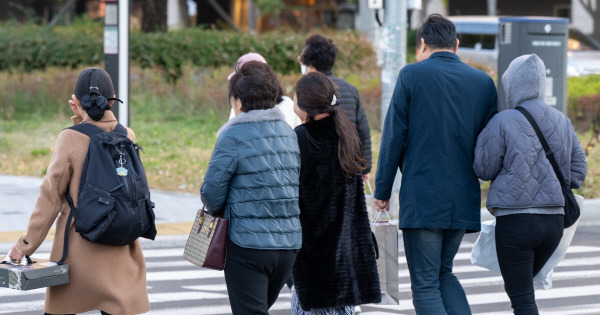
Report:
568,124,587,189
474,117,505,181
200,132,239,215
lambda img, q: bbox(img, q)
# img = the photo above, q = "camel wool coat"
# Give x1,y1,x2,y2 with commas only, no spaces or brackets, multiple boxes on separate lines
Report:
15,111,150,315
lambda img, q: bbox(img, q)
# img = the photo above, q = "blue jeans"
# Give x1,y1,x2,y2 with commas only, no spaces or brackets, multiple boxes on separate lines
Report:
403,228,471,315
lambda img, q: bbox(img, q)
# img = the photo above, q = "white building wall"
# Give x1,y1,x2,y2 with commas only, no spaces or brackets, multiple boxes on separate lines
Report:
167,0,187,30
572,0,594,34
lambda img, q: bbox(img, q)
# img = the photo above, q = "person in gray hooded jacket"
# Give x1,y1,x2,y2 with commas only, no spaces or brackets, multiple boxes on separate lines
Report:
473,54,587,315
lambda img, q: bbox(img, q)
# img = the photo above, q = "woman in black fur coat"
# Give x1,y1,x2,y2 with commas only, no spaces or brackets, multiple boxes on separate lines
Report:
291,72,381,314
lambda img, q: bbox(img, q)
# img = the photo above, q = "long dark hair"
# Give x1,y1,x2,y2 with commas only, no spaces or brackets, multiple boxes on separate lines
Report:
295,72,365,178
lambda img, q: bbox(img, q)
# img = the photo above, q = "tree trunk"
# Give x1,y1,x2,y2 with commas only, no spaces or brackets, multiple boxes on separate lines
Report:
142,0,167,33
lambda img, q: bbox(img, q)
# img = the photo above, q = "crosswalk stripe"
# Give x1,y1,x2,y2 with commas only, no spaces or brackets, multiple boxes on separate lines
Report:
480,304,600,315
21,245,600,269
146,269,224,281
1,242,599,315
366,284,600,312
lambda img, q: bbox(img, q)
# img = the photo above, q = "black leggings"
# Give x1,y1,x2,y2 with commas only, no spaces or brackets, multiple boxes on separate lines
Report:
224,239,298,315
495,214,564,315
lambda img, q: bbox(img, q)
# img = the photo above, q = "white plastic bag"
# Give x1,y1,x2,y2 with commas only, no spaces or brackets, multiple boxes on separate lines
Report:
471,195,583,290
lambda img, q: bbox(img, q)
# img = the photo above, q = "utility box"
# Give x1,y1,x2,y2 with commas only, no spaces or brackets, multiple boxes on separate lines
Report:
497,17,569,112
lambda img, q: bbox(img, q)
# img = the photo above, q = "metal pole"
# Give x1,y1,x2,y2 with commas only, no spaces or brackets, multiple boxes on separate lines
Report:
380,0,407,201
381,0,407,125
118,0,129,127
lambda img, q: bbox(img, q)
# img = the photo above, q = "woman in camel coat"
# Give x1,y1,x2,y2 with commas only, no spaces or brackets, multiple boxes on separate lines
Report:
8,68,150,315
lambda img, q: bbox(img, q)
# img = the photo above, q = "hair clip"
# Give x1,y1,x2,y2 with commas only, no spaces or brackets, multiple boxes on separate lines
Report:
331,95,339,106
81,94,109,110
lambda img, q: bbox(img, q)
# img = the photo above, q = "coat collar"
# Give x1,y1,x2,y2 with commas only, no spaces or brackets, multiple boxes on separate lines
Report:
429,51,461,61
217,107,285,138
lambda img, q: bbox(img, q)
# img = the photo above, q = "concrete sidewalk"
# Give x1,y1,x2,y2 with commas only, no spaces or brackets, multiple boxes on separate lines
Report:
2,174,600,242
0,174,199,241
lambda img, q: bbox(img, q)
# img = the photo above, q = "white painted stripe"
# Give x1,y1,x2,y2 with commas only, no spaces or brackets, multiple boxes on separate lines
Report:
480,304,600,315
369,284,600,311
397,245,600,264
28,244,600,265
0,287,45,298
143,248,185,258
149,291,229,303
146,260,195,269
146,269,224,281
398,269,600,292
0,300,44,313
182,284,228,292
151,300,292,315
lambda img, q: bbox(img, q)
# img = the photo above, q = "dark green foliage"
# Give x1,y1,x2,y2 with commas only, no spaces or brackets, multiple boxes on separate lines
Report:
0,22,374,81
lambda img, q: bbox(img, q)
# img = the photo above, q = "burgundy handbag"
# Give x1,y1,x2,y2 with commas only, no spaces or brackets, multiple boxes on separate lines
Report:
183,206,229,270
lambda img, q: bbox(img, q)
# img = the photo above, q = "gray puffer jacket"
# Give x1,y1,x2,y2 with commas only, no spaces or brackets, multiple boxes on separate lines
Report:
201,108,302,250
474,54,587,215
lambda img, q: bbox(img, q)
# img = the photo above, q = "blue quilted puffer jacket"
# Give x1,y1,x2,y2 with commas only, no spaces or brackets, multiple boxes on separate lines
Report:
200,107,302,250
474,54,587,212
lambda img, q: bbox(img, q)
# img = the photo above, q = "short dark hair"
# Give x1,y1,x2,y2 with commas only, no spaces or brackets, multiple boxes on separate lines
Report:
300,34,338,72
228,61,280,112
416,14,457,50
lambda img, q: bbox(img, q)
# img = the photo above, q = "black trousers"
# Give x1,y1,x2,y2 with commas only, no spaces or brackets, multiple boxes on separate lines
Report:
224,239,298,315
495,214,564,315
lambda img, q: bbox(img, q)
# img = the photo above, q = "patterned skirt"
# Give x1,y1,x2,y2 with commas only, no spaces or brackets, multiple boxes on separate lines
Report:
291,290,355,315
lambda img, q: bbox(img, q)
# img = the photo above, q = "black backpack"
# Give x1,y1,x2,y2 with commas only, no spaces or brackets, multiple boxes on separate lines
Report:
58,123,156,264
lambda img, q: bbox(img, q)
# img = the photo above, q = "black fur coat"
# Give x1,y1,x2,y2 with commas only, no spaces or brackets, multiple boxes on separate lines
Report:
293,116,381,310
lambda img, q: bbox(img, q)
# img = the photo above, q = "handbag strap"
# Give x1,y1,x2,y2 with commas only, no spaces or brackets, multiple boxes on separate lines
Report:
515,107,567,186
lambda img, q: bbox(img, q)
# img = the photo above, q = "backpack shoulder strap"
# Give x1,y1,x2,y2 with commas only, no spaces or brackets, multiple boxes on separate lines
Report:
515,106,566,185
113,123,128,136
67,123,105,138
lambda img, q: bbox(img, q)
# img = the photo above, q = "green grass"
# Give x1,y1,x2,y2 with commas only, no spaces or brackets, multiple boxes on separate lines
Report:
2,66,600,202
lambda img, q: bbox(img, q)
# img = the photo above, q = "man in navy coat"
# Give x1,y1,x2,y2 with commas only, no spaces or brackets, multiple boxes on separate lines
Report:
374,14,498,314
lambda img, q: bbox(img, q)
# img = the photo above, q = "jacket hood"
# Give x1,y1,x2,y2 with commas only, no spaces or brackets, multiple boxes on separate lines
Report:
217,107,285,138
502,54,546,109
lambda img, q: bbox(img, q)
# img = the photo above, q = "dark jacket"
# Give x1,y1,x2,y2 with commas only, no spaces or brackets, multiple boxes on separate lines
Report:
293,116,381,310
324,70,372,174
474,54,587,214
200,108,302,250
374,52,498,232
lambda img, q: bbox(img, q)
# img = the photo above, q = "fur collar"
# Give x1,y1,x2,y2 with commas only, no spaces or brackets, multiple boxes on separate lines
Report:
217,107,284,138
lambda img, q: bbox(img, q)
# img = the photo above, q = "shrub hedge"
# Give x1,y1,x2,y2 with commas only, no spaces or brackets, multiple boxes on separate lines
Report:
0,21,375,81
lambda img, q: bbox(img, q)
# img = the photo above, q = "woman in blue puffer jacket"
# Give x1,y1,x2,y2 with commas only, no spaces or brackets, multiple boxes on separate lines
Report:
473,54,587,315
200,61,302,315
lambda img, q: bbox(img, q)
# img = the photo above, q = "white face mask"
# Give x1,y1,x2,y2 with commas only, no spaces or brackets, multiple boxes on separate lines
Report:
300,64,307,75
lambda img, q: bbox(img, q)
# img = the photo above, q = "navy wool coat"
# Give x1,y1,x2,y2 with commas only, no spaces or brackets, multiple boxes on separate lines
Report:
375,52,498,232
